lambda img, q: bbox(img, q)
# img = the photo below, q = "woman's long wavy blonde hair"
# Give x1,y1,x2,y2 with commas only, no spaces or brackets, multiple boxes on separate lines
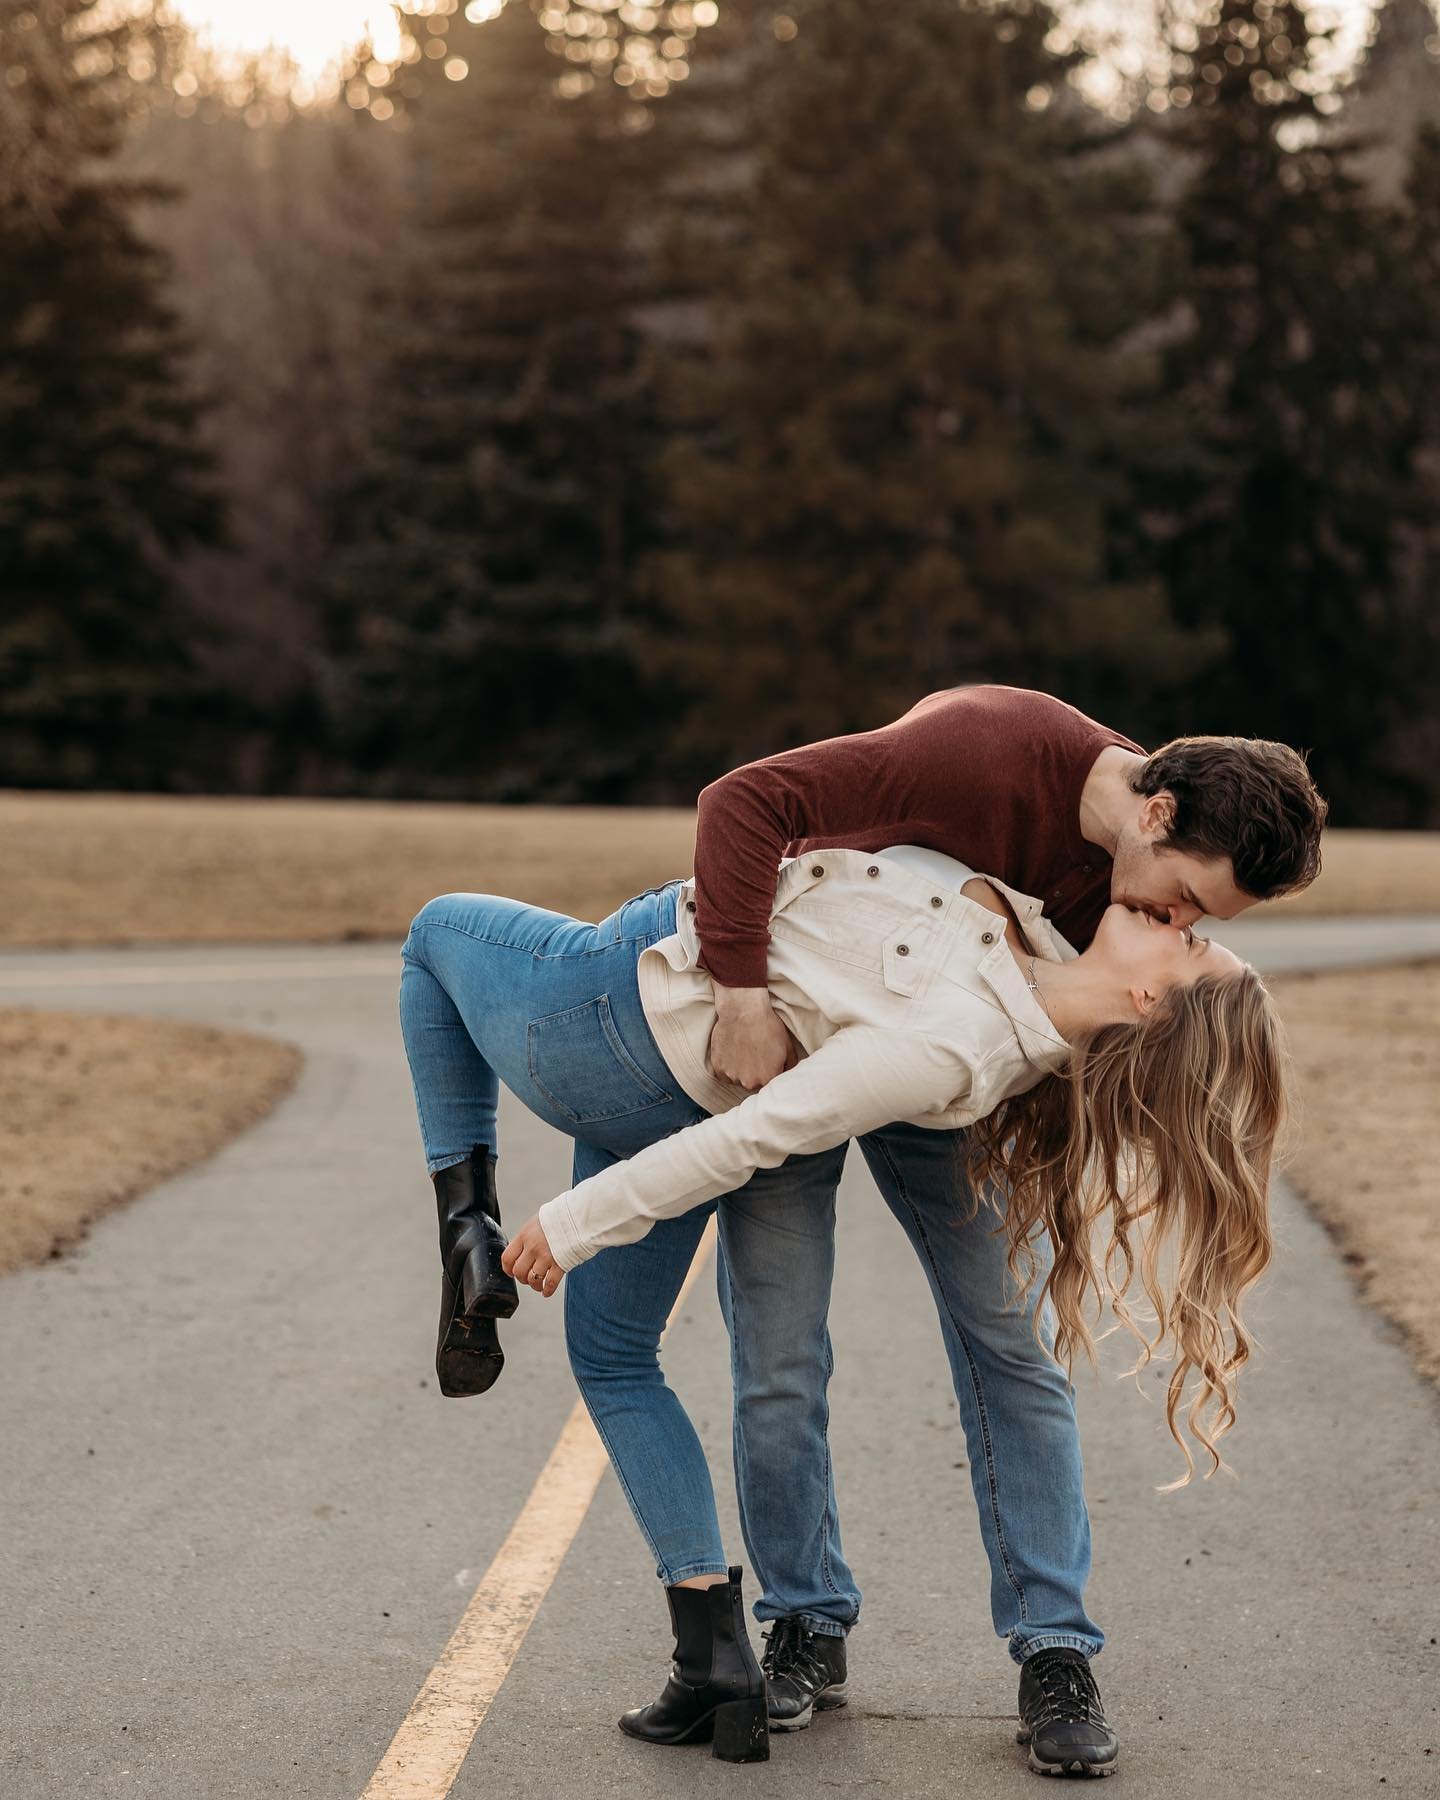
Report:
967,966,1291,1486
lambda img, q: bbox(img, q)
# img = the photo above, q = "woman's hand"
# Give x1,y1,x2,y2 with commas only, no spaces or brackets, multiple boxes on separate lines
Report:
502,1217,564,1297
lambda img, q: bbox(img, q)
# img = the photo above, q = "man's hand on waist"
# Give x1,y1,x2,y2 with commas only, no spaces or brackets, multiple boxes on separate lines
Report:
708,984,796,1091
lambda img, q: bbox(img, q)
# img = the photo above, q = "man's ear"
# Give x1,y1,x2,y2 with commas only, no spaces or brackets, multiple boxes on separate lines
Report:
1138,789,1176,844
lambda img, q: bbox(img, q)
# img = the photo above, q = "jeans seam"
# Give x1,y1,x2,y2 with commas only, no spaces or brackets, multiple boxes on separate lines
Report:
817,1331,843,1605
866,1135,1027,1623
399,958,442,1163
411,915,644,962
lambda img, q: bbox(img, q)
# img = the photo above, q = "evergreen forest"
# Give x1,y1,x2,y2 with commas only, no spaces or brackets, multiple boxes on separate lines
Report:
3,0,1439,821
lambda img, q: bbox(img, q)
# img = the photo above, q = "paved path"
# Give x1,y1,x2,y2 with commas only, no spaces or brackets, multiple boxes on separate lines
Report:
1,916,1438,1800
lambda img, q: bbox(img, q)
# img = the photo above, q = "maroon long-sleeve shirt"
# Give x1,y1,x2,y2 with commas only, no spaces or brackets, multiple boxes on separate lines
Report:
692,685,1144,988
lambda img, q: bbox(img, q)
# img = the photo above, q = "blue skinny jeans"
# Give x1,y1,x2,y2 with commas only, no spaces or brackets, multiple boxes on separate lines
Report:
398,880,1102,1661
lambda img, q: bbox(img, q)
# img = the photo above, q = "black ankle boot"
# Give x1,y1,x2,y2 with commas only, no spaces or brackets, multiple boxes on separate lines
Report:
433,1146,519,1398
618,1567,770,1763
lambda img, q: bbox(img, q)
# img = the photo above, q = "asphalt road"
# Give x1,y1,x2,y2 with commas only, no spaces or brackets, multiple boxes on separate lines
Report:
2,915,1439,1800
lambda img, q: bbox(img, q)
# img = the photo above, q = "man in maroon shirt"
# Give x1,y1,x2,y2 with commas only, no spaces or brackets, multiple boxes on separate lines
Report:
694,685,1325,1777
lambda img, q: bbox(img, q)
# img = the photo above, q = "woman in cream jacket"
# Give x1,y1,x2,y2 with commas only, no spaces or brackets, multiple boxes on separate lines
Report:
399,844,1287,1761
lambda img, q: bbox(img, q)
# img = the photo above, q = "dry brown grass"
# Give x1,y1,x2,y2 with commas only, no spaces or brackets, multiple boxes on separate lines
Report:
1276,829,1440,918
0,792,696,946
0,1008,302,1277
1273,962,1440,1388
0,792,1433,949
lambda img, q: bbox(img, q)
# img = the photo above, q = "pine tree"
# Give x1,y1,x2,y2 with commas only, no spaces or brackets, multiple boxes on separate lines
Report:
118,98,409,793
1380,117,1440,814
1132,0,1438,821
1405,122,1440,426
1344,0,1440,201
638,0,1206,773
0,1,225,788
316,0,670,801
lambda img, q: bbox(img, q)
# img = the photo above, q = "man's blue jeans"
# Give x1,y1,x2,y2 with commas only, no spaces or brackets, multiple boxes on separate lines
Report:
398,880,1101,1660
717,1126,1103,1663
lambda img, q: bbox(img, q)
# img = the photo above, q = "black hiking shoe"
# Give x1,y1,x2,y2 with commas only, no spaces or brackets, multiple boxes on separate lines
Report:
760,1616,849,1731
1016,1648,1119,1778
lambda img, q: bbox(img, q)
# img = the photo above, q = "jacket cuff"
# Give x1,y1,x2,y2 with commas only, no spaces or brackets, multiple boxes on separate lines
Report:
537,1193,589,1272
697,938,770,990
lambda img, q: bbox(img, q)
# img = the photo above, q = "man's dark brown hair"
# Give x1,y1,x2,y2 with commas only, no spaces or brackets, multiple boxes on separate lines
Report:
1131,737,1328,900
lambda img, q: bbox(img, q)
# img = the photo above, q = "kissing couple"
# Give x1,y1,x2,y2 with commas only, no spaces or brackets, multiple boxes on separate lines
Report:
397,684,1325,1776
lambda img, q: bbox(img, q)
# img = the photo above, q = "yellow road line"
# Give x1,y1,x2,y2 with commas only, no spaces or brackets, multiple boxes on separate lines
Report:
0,958,398,988
361,1214,719,1800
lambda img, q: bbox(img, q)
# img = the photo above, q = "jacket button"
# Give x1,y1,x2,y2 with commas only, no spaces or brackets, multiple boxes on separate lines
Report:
981,931,995,945
686,901,697,912
930,895,943,907
866,865,880,877
896,944,909,956
811,864,825,877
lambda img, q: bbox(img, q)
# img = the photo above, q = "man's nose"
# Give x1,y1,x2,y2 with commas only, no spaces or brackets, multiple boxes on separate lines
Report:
1168,901,1203,928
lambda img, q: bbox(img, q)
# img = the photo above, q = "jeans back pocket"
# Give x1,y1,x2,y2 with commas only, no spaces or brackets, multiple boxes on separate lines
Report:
527,994,674,1124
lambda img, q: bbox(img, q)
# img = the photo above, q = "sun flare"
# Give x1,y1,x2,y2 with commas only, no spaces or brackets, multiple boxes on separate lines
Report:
167,1,408,80
163,0,1381,117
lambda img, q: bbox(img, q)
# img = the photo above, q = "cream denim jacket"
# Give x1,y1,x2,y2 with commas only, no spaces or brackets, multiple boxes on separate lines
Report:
538,847,1076,1271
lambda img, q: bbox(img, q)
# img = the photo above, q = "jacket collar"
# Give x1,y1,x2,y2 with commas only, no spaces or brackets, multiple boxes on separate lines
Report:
974,872,1078,965
966,871,1073,1071
975,944,1072,1071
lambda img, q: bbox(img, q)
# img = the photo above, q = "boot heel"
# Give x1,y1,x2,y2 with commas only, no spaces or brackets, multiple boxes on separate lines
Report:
711,1697,769,1764
460,1244,519,1320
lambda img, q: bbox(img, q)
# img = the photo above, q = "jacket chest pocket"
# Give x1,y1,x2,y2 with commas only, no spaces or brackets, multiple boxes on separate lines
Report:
882,921,933,997
770,899,887,971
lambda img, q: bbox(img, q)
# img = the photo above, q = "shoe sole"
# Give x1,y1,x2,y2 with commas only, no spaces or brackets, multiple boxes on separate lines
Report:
1017,1729,1119,1778
437,1311,504,1397
768,1685,849,1733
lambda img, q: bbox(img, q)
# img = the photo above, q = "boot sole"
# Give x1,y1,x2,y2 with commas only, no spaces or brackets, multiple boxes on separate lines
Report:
1017,1729,1119,1778
436,1345,503,1396
768,1685,849,1732
436,1309,504,1397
